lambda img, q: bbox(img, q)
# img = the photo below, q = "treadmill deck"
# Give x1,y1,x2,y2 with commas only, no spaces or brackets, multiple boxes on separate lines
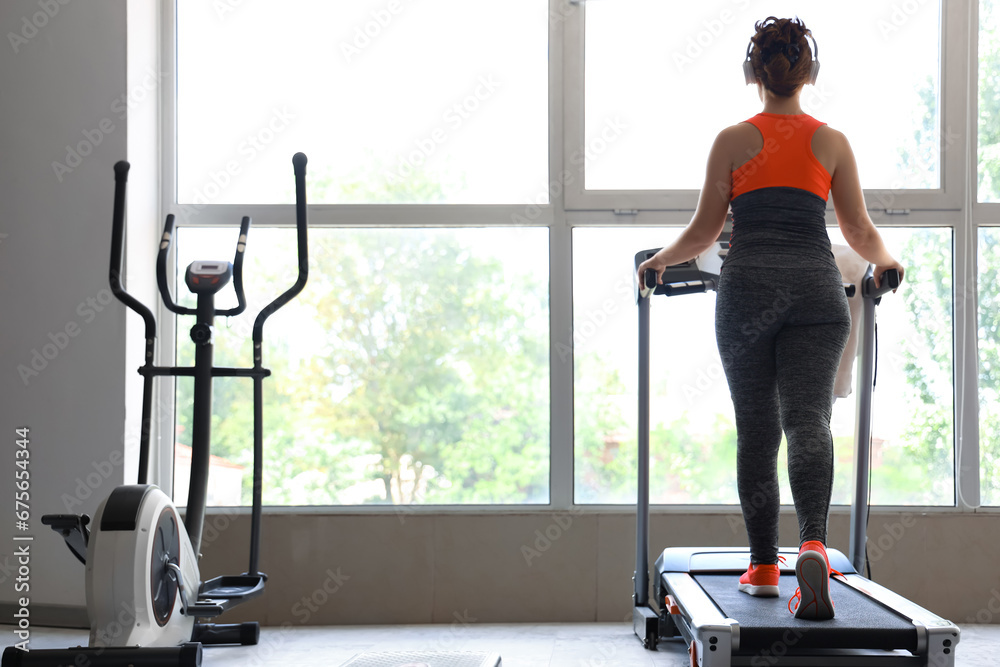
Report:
693,573,919,652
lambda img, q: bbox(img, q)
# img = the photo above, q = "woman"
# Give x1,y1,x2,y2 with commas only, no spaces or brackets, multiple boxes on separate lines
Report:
637,16,905,621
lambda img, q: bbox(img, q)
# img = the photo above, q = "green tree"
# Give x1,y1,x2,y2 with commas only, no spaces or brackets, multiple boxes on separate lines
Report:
574,354,634,503
179,158,550,506
872,230,955,505
298,229,548,504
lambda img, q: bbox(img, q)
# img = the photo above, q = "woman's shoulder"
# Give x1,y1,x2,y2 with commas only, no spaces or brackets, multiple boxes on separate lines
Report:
716,121,761,145
813,123,849,146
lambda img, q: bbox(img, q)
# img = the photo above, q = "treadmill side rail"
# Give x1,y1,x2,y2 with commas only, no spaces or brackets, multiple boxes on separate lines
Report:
839,574,960,665
663,572,740,665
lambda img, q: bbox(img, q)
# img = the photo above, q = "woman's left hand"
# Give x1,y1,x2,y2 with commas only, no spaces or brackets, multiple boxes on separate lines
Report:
637,254,668,291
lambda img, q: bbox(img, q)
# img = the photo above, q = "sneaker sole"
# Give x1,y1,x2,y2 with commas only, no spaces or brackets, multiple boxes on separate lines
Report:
794,550,834,620
738,582,780,597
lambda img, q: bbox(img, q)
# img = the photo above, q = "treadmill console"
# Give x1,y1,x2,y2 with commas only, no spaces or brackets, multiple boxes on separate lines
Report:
633,241,728,303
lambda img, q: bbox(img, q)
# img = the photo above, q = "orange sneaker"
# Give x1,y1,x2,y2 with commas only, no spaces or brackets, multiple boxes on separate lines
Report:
788,540,836,620
738,562,780,597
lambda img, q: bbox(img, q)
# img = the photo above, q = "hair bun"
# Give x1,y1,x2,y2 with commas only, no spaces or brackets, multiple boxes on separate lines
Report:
749,16,813,97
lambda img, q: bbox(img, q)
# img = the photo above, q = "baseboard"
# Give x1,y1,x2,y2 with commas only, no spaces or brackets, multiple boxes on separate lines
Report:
0,602,88,629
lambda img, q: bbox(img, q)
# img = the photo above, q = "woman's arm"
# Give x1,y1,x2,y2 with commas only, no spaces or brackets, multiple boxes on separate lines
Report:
828,129,905,288
637,128,732,289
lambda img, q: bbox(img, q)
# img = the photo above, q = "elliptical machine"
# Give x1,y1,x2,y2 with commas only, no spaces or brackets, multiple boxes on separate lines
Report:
3,153,310,667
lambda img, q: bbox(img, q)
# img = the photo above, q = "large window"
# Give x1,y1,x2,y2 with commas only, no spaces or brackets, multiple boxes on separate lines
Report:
164,0,981,510
582,0,941,193
573,228,954,506
176,0,548,205
172,227,550,505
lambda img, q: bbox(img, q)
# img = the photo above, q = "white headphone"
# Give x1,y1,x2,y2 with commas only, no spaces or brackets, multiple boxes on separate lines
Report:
743,31,820,86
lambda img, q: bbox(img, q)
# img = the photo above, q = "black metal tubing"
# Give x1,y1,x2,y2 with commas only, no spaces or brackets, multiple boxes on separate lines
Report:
849,267,900,574
248,153,309,576
138,366,272,379
156,214,196,316
249,372,264,576
217,216,251,317
251,153,309,354
109,161,158,483
1,644,202,667
192,622,259,646
109,161,157,339
184,293,215,557
635,292,651,609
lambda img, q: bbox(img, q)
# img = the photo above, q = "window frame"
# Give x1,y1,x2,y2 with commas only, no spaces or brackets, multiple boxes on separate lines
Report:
154,0,987,513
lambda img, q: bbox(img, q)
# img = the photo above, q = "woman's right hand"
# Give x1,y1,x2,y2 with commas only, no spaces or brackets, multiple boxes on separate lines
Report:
873,261,905,291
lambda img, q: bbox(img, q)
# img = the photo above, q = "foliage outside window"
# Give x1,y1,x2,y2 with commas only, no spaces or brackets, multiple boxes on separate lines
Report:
173,227,550,506
573,228,953,506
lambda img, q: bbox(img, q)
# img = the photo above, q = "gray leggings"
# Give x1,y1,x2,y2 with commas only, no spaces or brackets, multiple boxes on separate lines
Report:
715,264,851,565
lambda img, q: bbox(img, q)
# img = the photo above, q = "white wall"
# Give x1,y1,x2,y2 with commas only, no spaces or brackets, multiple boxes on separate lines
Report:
0,0,128,615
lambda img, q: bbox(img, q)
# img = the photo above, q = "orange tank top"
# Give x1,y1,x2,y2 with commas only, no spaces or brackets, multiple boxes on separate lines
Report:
730,113,832,201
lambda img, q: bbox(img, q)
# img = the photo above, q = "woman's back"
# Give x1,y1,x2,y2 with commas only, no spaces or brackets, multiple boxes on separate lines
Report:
719,113,842,270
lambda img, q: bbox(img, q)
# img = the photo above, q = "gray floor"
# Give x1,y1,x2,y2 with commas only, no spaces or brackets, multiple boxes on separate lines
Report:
6,622,1000,666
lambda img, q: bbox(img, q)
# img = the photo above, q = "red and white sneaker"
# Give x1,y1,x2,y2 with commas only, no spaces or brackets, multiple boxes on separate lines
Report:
738,562,780,597
788,540,837,620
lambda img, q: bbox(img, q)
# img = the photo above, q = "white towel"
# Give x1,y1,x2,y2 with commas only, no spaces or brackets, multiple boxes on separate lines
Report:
832,244,870,399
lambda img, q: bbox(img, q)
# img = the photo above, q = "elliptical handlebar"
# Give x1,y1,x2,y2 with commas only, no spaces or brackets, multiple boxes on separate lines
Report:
156,213,253,317
155,214,192,315
109,161,157,342
251,152,309,363
217,216,251,317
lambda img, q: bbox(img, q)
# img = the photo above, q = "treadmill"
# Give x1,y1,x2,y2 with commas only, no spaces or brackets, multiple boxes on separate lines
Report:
630,242,961,666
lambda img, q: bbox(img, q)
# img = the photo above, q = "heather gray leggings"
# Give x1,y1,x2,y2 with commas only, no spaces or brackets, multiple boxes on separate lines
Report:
715,264,851,565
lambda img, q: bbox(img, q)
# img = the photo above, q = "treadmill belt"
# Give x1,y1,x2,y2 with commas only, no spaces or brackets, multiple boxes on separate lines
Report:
694,574,919,652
